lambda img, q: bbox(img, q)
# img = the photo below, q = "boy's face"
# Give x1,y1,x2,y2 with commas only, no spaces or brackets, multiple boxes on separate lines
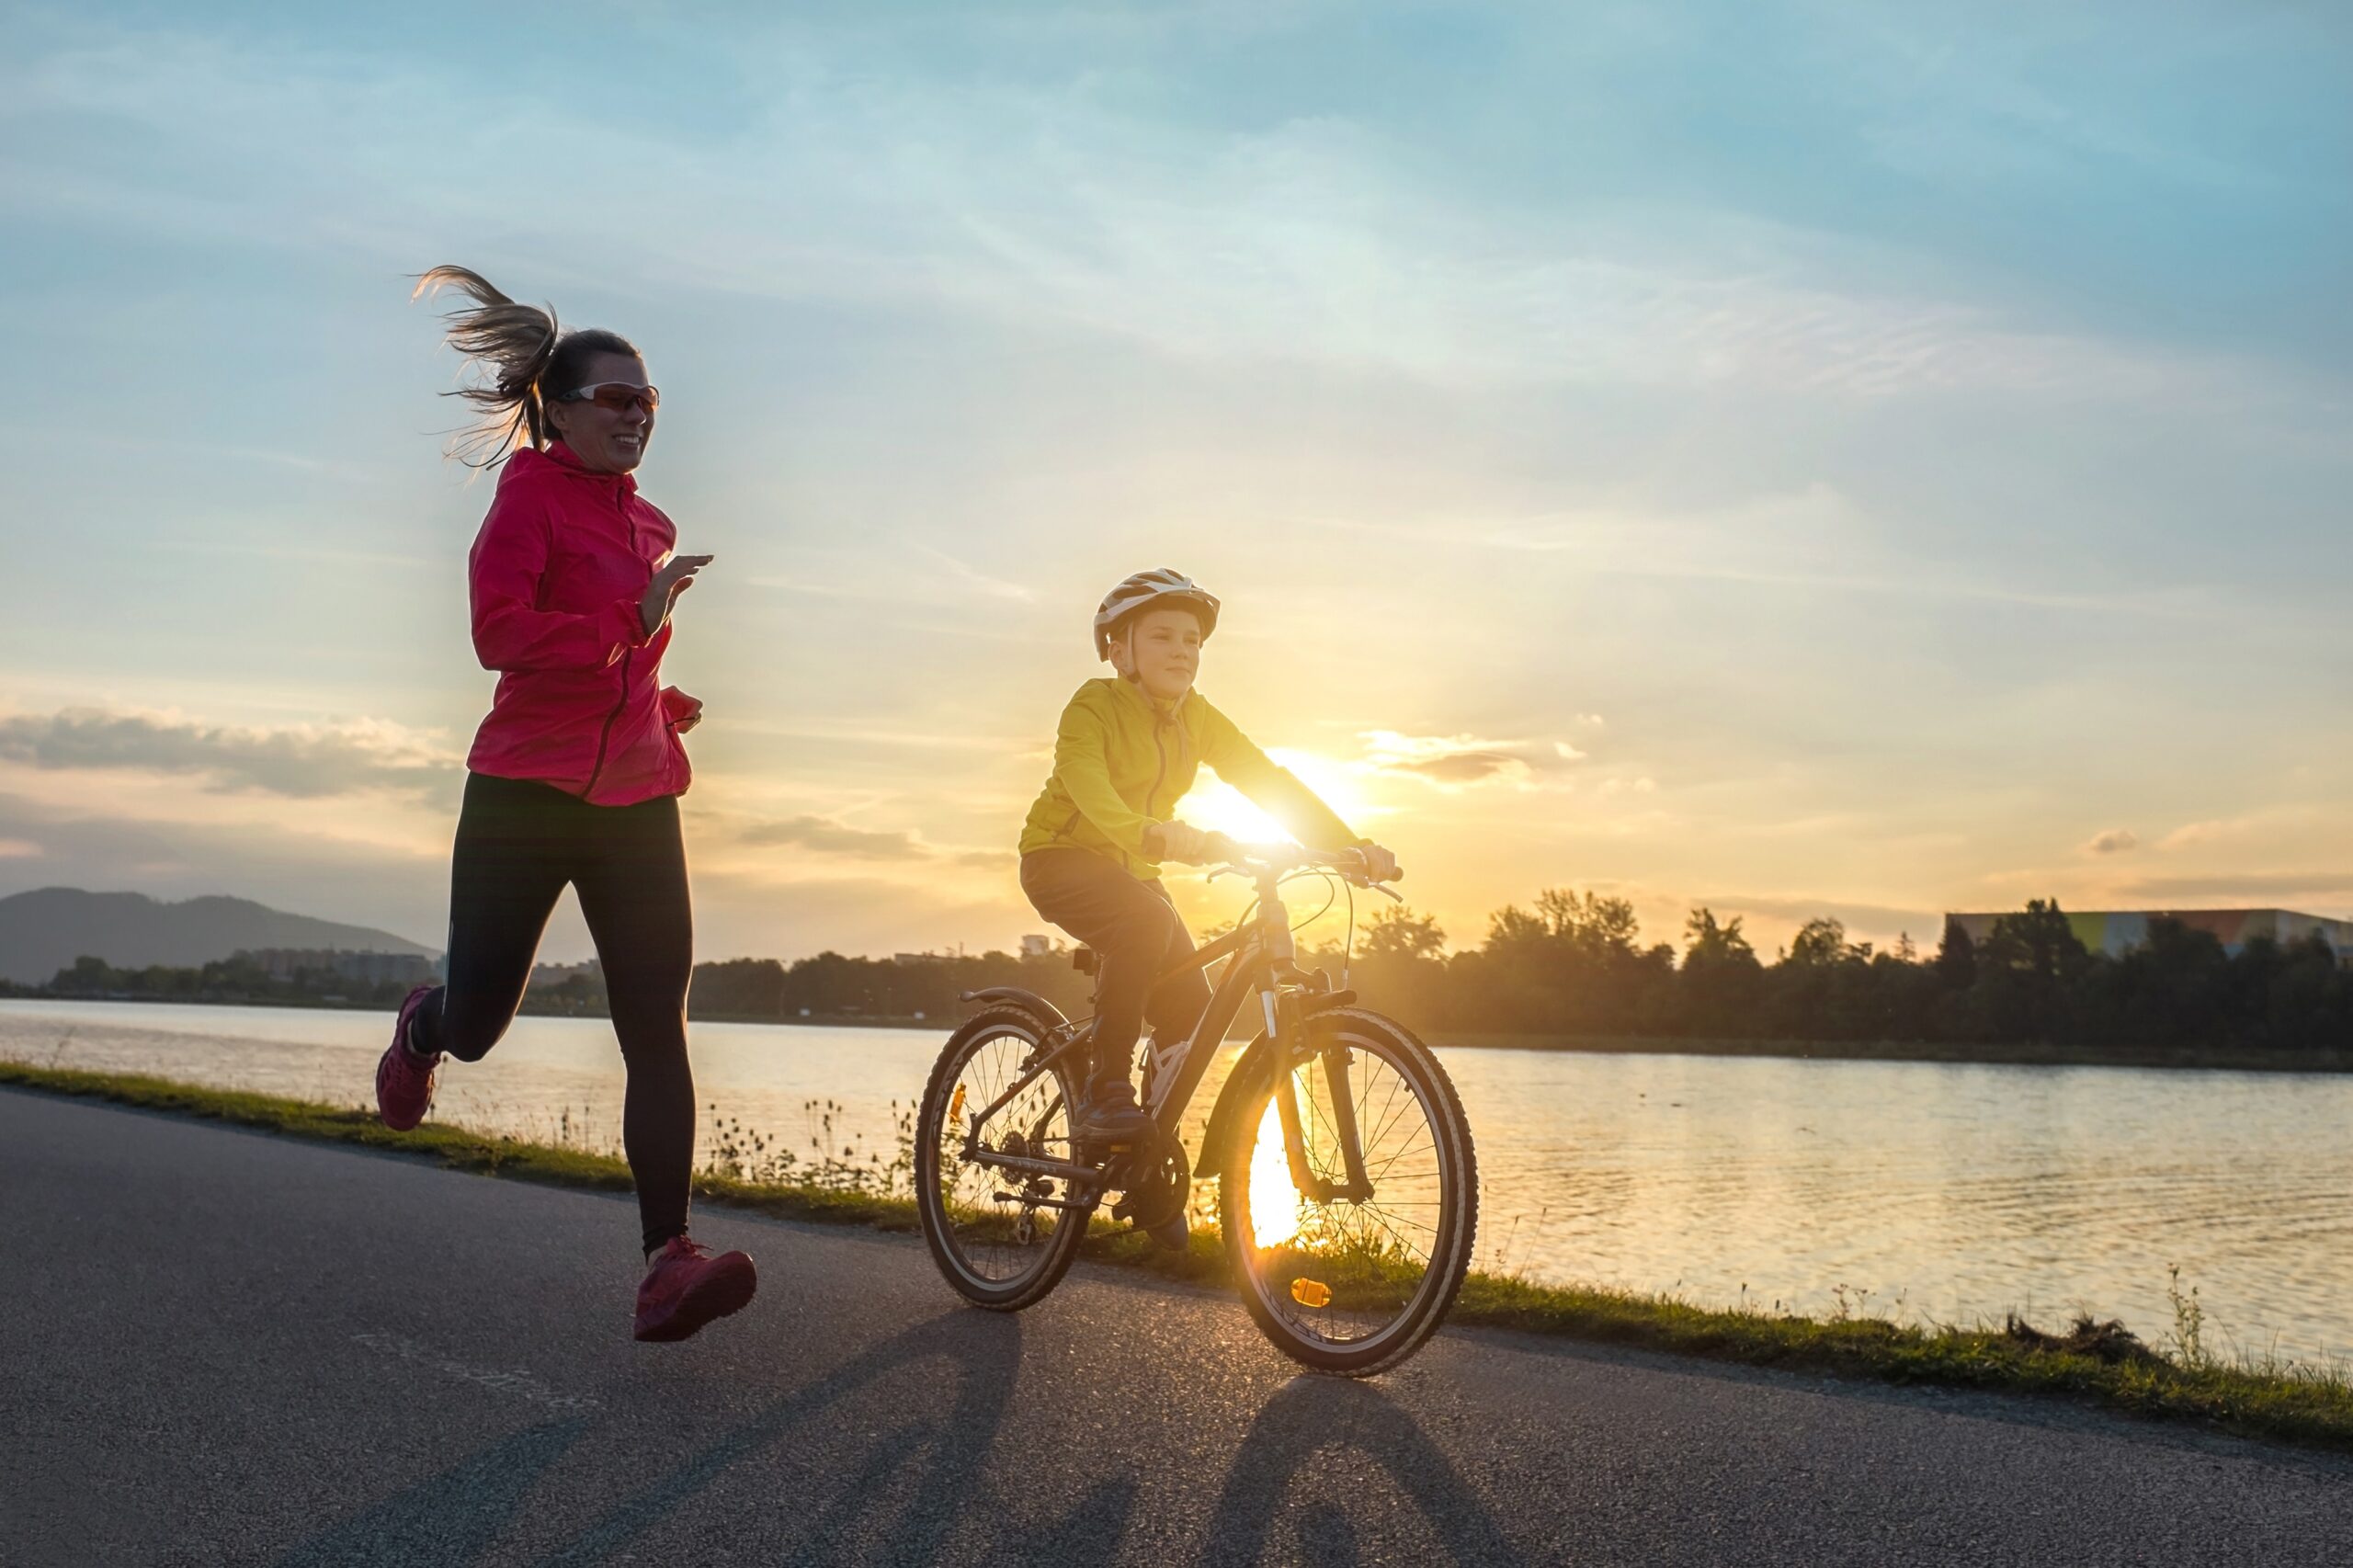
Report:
1111,607,1203,700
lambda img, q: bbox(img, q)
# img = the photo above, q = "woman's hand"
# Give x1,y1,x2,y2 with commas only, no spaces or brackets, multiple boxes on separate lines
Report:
642,552,714,638
669,691,704,733
1358,842,1401,882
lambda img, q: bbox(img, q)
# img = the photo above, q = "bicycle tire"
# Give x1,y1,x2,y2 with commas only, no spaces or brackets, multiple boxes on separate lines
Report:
915,1005,1093,1311
1216,1006,1477,1376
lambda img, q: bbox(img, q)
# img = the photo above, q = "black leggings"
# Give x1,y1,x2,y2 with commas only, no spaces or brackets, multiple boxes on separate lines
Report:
414,772,696,1255
1019,848,1212,1080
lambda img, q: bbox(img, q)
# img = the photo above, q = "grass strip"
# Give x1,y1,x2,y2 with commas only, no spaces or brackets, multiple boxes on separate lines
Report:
9,1059,2353,1453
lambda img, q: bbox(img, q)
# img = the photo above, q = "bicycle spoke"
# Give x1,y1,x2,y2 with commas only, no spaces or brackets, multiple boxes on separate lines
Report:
1364,1129,1437,1185
1233,1026,1466,1350
929,1025,1079,1286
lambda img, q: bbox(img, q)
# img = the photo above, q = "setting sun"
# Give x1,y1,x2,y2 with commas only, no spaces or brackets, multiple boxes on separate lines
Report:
1178,748,1384,847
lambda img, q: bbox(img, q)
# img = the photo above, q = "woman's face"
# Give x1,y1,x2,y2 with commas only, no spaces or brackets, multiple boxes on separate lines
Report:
547,351,656,473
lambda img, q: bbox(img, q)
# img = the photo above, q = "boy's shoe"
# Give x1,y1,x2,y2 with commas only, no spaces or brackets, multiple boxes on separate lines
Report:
1073,1075,1154,1149
634,1237,758,1343
374,984,443,1131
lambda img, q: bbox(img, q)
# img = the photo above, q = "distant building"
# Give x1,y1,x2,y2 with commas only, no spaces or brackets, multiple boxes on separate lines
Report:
1943,909,2353,966
891,950,950,965
240,948,438,987
529,959,604,993
1020,934,1054,959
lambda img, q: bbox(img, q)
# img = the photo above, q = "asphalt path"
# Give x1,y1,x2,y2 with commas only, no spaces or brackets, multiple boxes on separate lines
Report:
6,1088,2351,1566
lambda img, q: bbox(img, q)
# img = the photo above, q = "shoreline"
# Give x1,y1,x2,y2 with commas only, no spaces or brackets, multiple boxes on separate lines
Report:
1429,1030,2353,1074
9,993,2353,1074
6,1057,2352,1454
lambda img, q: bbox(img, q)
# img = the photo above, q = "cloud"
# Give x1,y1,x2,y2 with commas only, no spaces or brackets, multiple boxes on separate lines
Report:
2084,828,2140,856
2118,873,2353,906
2154,818,2252,852
729,812,1006,869
735,814,931,860
0,708,460,799
913,545,1036,604
6,13,2301,414
1313,485,2228,622
1356,731,1582,789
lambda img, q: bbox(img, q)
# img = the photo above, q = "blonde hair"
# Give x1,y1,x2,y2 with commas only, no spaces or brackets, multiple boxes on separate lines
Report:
412,265,639,468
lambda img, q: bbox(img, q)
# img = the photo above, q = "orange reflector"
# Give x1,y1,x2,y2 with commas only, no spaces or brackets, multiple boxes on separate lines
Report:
1291,1278,1332,1309
949,1085,967,1124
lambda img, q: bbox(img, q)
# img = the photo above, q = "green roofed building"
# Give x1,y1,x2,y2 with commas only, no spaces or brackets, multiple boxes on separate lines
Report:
1943,909,2353,966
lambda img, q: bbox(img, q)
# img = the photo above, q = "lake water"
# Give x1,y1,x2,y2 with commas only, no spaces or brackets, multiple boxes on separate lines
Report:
8,998,2350,1363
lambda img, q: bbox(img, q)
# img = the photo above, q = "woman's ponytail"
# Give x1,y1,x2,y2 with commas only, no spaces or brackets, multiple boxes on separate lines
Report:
413,266,565,468
415,265,642,469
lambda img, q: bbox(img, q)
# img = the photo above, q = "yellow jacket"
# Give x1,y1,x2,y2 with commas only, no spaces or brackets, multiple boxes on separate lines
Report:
1019,678,1361,878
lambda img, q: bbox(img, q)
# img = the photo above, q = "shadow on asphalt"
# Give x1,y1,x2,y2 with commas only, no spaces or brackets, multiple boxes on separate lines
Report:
1204,1375,1524,1566
271,1308,1026,1568
270,1308,1519,1565
275,1419,591,1568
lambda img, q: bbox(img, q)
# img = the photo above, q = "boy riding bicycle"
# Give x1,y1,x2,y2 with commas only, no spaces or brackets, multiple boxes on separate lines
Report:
1018,568,1400,1148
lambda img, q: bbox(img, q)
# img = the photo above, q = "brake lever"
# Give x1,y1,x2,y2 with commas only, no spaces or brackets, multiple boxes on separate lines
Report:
1334,866,1404,901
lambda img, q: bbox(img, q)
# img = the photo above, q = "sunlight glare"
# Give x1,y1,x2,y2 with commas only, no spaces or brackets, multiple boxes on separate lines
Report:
1247,1095,1306,1249
1177,748,1384,846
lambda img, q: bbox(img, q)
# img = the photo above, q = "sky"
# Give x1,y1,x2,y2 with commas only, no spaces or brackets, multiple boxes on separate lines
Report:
1,0,2347,966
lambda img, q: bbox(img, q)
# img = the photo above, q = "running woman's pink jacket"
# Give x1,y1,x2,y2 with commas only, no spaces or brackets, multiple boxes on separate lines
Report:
465,442,698,805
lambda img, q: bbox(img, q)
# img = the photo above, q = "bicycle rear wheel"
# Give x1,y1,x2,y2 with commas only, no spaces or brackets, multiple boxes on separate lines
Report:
1217,1007,1477,1375
915,1005,1093,1311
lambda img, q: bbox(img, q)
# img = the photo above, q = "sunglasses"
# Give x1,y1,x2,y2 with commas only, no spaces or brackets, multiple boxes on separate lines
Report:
558,381,661,414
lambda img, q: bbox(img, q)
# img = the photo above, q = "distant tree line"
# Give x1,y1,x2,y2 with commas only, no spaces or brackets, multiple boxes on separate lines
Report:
688,949,1094,1024
690,891,2352,1055
1339,893,2353,1055
40,953,422,1009
25,945,1098,1024
28,892,2350,1056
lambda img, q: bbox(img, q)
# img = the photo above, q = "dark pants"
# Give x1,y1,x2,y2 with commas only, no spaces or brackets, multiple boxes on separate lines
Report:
415,772,696,1255
1020,848,1212,1082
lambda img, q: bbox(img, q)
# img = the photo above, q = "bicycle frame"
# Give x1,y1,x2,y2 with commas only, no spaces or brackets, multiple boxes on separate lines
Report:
957,859,1374,1206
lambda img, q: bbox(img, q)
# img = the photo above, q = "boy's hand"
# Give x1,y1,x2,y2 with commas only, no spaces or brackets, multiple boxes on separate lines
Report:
1148,821,1212,863
1358,842,1401,882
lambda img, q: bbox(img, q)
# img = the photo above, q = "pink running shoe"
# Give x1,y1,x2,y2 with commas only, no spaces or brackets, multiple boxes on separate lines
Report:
375,983,442,1131
634,1237,758,1343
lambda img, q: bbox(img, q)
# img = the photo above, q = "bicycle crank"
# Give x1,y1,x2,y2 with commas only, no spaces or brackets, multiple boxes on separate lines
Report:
1108,1128,1192,1252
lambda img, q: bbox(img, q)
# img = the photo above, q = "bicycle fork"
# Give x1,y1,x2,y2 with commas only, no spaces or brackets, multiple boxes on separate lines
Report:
1261,987,1373,1205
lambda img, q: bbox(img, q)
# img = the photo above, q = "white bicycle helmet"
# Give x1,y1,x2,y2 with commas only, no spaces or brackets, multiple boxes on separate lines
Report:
1093,568,1222,659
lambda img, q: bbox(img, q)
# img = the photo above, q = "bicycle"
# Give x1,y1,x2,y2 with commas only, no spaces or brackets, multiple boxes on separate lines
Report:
914,840,1478,1376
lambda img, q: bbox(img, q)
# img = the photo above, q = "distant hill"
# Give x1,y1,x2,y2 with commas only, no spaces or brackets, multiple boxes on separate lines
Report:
0,888,436,986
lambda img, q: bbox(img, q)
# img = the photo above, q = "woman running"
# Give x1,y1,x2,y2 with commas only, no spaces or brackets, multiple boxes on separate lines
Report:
376,266,756,1343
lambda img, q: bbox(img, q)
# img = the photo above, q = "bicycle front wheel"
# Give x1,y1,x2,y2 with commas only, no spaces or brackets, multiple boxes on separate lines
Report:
915,1006,1093,1311
1217,1007,1477,1376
